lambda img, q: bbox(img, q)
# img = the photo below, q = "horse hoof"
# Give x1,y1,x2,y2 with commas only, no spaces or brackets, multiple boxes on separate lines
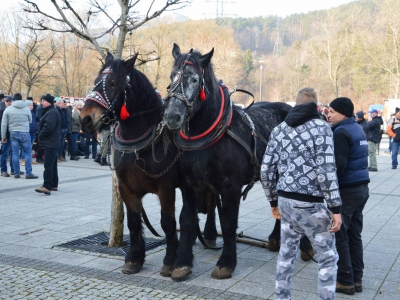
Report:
121,262,142,274
171,266,192,280
204,239,216,247
160,264,173,277
211,267,233,279
300,248,315,262
268,239,280,252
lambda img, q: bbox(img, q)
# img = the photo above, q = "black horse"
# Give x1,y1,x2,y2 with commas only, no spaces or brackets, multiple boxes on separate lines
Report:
163,44,292,280
80,52,218,276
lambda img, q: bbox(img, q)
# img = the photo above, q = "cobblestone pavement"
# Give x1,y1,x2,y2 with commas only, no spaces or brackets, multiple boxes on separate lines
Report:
1,136,400,299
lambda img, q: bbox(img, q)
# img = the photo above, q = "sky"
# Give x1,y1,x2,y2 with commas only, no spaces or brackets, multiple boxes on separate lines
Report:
177,0,356,19
3,0,356,20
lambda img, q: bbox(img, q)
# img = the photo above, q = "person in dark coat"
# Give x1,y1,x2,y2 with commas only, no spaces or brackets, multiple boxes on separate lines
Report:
35,96,45,164
329,97,370,295
35,94,61,195
55,99,68,162
367,109,383,172
355,111,369,138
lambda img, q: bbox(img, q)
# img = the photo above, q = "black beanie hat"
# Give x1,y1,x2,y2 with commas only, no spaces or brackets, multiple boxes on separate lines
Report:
43,94,55,105
13,93,23,101
330,97,354,118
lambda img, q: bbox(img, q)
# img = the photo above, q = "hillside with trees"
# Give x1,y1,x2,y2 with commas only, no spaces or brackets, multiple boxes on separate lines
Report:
0,0,399,113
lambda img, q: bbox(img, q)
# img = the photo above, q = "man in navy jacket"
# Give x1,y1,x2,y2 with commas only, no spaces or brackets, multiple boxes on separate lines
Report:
329,97,370,295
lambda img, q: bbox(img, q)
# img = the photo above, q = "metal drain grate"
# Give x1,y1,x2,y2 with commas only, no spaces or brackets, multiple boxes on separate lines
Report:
54,232,166,256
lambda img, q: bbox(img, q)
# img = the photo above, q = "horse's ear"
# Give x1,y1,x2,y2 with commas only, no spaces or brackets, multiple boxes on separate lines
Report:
124,52,138,73
172,43,181,60
199,48,214,67
105,52,114,65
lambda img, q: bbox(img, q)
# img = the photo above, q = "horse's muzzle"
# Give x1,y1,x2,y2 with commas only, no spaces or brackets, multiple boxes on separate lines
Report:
80,115,95,134
163,112,182,131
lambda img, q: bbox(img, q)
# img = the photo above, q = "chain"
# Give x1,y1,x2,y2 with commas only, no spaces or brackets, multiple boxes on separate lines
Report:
134,149,184,178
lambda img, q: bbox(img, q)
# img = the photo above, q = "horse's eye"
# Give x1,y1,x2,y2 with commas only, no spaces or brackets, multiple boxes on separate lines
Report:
192,78,198,84
109,80,115,87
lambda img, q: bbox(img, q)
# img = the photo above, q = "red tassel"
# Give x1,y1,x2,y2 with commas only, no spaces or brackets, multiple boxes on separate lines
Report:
199,87,206,101
120,104,130,120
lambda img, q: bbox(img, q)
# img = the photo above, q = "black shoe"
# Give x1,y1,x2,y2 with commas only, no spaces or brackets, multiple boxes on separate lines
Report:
368,167,378,172
336,282,355,295
100,157,109,166
14,175,20,179
25,173,38,179
70,156,80,161
94,154,101,164
36,159,44,164
354,282,362,293
392,166,397,169
84,156,89,159
11,171,24,175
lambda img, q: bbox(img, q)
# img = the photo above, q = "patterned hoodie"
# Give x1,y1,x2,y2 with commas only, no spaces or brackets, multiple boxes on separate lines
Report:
260,102,342,214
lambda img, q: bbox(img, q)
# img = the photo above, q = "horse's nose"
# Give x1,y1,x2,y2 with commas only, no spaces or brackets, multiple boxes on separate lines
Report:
164,113,181,130
81,115,93,133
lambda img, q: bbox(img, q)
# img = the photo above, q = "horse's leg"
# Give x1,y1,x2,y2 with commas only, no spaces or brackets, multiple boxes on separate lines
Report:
203,193,218,247
268,219,281,252
171,187,197,280
158,188,178,277
300,235,315,261
120,186,145,274
211,189,241,279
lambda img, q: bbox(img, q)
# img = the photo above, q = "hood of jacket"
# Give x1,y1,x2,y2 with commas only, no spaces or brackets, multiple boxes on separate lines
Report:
12,100,28,109
284,102,320,127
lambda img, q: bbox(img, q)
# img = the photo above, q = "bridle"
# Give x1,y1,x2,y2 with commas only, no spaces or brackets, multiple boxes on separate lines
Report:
163,53,205,123
85,67,164,126
84,67,124,126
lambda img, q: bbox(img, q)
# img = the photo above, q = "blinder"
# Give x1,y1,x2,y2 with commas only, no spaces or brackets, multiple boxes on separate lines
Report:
84,67,130,125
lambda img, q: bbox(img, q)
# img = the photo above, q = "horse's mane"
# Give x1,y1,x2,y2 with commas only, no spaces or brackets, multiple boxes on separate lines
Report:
99,58,161,110
99,59,127,92
173,49,219,98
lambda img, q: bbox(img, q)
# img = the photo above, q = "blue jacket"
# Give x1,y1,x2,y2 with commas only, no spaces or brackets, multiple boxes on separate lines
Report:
29,111,38,134
332,117,370,187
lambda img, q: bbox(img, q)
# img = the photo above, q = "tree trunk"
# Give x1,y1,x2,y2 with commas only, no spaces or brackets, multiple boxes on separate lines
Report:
108,167,125,246
108,123,124,247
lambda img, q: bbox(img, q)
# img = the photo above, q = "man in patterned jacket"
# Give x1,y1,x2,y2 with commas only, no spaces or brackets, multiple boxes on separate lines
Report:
261,87,342,300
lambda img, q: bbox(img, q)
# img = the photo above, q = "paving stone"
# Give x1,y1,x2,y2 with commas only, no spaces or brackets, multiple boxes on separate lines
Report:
0,152,399,299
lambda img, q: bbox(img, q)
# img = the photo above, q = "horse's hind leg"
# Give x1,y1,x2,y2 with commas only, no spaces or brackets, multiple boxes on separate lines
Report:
212,189,241,279
268,219,281,252
203,193,218,247
121,191,145,274
159,189,178,277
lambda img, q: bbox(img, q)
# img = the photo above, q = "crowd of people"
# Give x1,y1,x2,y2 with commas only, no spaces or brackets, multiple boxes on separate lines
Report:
0,93,110,195
261,87,399,299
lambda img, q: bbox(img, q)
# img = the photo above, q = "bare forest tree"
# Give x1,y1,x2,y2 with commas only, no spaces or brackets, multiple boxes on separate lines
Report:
363,0,400,99
308,10,358,98
22,0,189,247
18,31,57,98
0,11,22,94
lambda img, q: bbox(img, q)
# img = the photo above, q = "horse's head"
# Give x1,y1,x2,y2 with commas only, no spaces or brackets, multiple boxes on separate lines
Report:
163,43,216,131
80,52,138,134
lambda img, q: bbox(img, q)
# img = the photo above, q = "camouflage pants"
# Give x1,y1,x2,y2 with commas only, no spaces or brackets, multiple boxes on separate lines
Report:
100,129,110,158
276,197,338,300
